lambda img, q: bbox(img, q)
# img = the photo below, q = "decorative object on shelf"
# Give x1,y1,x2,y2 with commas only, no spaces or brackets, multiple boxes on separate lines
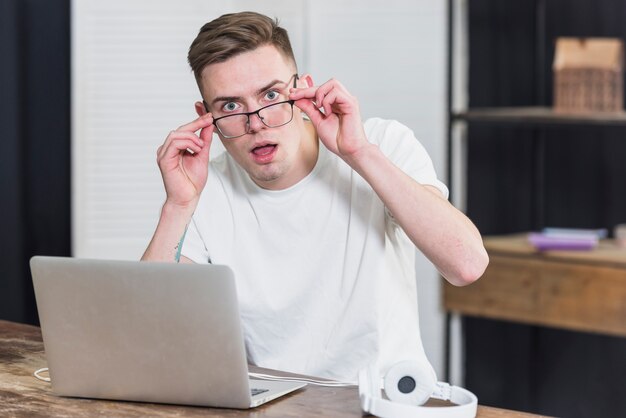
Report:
527,227,605,251
553,37,624,113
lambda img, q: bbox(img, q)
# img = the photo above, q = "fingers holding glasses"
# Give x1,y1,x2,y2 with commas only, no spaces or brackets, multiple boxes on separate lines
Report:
176,112,214,133
290,79,368,160
290,78,358,115
158,113,214,161
314,80,355,116
155,113,215,205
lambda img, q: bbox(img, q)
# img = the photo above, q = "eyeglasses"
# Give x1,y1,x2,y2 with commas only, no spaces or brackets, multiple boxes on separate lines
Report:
209,74,299,139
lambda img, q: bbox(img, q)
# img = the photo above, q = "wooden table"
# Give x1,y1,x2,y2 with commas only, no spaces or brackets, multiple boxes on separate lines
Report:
444,234,626,337
0,320,546,417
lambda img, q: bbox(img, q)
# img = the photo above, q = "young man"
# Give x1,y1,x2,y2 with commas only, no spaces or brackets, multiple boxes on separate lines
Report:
143,12,488,382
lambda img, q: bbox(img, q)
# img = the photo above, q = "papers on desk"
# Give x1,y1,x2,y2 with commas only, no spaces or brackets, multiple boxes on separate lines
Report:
528,228,607,251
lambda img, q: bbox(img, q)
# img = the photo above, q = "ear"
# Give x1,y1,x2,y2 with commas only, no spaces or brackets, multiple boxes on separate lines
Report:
298,73,314,89
195,100,208,117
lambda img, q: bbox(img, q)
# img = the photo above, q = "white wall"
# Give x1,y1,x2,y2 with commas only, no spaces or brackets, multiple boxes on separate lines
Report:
72,0,448,377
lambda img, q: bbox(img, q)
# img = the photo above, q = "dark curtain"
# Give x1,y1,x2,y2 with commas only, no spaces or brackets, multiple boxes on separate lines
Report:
0,0,71,325
464,0,626,417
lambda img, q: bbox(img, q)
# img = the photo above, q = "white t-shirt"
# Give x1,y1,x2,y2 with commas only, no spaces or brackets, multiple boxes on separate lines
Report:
181,117,448,382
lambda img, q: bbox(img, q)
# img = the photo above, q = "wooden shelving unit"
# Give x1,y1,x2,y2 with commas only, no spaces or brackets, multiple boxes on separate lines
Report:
444,234,626,338
443,0,626,386
453,106,626,126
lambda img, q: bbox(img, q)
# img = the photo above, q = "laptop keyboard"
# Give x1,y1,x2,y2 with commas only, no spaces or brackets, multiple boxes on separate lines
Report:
251,388,269,396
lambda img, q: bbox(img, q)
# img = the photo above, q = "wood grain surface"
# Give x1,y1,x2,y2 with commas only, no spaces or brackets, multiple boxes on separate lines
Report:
0,320,547,417
444,234,626,337
482,234,626,267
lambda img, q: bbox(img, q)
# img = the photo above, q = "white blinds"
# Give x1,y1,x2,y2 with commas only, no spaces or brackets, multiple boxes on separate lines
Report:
72,0,307,259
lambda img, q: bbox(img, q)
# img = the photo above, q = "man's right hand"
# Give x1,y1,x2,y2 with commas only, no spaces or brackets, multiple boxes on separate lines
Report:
156,113,214,210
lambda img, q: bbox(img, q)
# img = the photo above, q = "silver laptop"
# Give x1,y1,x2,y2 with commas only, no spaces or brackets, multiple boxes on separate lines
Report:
30,256,305,408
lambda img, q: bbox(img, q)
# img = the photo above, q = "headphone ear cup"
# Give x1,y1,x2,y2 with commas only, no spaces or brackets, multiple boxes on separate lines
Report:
383,360,437,406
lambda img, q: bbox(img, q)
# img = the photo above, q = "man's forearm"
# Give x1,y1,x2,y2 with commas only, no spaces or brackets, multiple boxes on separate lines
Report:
345,143,489,286
141,201,196,262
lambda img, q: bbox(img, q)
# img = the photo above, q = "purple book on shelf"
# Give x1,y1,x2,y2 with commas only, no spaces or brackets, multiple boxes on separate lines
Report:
528,233,598,251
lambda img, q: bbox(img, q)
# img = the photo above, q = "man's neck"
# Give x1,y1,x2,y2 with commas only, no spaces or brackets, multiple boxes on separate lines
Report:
301,120,320,175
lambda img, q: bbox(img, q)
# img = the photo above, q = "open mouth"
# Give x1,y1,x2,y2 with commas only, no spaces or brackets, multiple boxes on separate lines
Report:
251,144,277,156
250,143,278,163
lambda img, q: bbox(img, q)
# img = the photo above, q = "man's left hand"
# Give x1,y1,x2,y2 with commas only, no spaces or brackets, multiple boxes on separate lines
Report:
290,79,370,163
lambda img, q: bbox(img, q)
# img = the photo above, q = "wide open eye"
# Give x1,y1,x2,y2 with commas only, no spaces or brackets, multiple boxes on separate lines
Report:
222,102,240,112
264,90,280,101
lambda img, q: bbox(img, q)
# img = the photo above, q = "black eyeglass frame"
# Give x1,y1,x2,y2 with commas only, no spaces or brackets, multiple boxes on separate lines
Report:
203,74,299,139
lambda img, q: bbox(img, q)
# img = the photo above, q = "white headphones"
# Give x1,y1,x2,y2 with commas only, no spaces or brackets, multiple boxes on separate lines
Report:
358,360,478,418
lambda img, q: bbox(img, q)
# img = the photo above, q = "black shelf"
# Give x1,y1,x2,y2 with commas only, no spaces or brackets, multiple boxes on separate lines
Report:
453,106,626,126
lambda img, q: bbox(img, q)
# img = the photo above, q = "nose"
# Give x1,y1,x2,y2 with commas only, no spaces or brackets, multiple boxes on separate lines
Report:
247,111,266,133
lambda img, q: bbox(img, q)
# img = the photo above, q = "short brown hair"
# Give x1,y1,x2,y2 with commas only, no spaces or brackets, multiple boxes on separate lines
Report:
188,11,297,84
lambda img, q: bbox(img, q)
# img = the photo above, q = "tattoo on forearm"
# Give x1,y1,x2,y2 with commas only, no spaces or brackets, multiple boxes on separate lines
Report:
174,225,189,263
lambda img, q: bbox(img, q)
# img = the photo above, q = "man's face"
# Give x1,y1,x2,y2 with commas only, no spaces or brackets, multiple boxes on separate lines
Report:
198,45,314,190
